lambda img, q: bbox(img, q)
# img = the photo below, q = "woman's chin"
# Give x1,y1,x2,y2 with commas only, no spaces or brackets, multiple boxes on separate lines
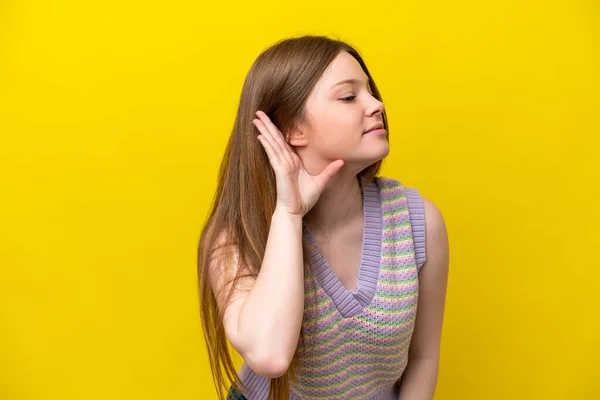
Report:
365,143,390,160
344,149,389,171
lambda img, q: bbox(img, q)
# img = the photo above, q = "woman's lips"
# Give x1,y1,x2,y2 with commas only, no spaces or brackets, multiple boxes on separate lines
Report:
364,128,387,135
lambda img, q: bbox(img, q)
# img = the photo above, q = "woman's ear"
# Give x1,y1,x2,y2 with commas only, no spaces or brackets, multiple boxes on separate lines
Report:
286,125,309,147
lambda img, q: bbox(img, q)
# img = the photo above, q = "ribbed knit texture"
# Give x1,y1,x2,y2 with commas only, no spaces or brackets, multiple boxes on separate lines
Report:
237,178,426,399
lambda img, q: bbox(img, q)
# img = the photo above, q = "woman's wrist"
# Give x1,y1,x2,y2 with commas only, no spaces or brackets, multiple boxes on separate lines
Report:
273,205,304,222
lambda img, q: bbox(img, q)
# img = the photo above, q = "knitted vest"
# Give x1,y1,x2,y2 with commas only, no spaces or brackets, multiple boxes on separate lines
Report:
237,177,426,399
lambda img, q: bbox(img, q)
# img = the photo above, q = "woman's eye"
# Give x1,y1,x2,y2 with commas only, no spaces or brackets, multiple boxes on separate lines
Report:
340,96,356,102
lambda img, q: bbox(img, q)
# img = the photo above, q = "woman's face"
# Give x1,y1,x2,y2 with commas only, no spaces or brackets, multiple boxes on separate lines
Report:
289,51,389,175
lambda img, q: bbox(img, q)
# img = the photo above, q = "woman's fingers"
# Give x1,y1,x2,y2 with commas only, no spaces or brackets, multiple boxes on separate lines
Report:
252,118,280,151
256,135,281,166
254,111,295,165
313,159,345,190
253,120,285,159
255,111,278,138
255,111,295,155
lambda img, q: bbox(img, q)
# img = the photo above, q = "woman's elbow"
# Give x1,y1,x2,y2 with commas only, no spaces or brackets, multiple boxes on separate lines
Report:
244,349,292,378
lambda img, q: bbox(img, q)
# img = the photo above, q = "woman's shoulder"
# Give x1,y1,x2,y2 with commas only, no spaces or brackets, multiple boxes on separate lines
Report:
374,176,447,271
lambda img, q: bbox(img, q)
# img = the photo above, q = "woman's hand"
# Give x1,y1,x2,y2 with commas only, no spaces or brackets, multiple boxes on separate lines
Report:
253,110,344,217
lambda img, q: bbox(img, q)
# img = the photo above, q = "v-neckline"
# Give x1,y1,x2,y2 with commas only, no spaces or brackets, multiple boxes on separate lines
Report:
302,181,383,318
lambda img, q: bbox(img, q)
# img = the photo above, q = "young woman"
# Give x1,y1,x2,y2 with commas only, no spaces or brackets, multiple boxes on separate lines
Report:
198,35,449,400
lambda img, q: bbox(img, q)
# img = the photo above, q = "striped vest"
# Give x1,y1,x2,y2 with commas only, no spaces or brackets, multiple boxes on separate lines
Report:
237,177,426,399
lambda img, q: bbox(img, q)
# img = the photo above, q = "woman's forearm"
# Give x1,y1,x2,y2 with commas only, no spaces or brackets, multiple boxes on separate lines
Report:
236,207,305,376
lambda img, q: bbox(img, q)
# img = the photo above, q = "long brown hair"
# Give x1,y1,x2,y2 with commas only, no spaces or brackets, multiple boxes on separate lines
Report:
197,35,389,400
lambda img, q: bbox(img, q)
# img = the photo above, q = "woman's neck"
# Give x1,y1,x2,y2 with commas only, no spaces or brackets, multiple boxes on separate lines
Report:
303,172,363,231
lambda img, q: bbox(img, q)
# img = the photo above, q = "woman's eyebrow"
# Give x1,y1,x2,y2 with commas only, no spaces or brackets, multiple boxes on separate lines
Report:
329,78,370,90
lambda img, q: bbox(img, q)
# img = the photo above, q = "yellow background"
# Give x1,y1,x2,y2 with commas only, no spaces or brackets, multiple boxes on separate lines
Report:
1,0,598,399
